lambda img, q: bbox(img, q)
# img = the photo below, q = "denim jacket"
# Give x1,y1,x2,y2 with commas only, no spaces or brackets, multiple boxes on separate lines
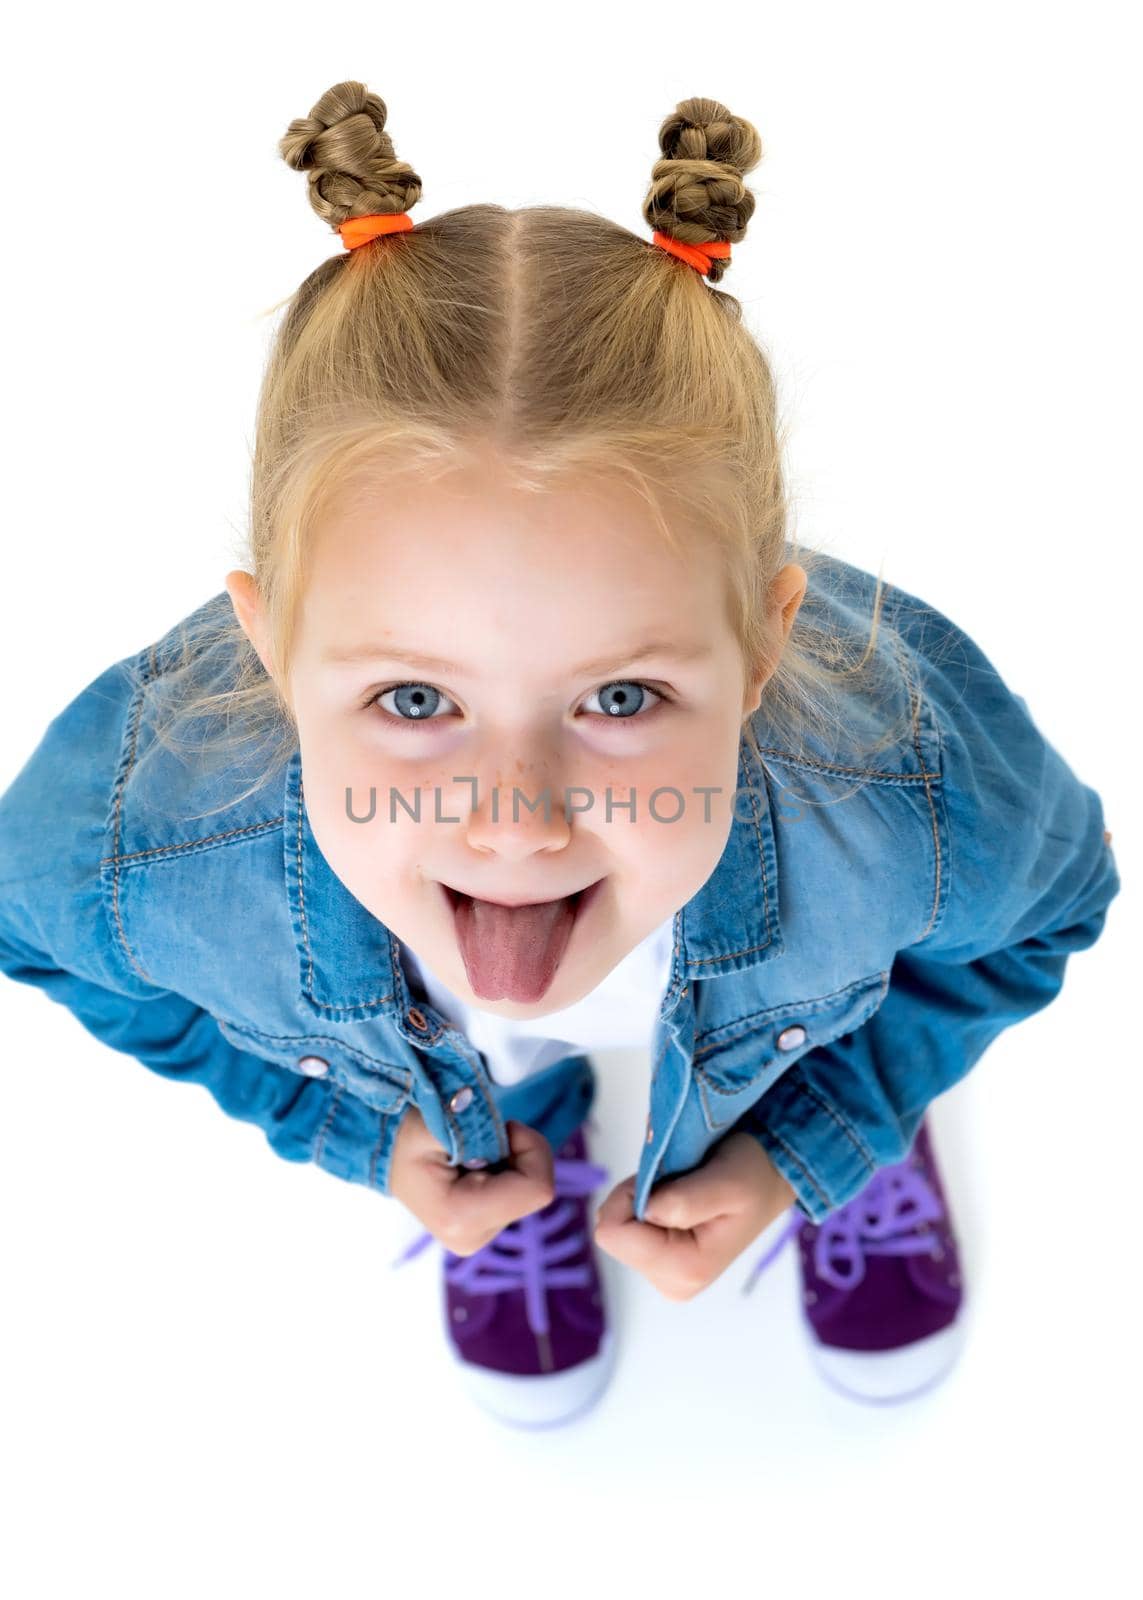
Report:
0,554,1121,1224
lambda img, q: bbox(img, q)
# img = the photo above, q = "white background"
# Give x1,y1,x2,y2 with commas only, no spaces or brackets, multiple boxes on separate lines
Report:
1,3,1138,1596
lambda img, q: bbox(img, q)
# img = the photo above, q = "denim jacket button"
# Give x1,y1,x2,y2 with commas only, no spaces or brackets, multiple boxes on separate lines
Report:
407,1007,429,1031
450,1086,474,1114
297,1055,330,1077
776,1025,807,1051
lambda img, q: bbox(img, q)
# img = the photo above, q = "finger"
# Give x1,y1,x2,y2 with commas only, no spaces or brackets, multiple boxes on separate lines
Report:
503,1120,555,1195
594,1174,637,1230
429,1169,541,1247
642,1166,738,1230
593,1177,689,1277
596,1207,700,1281
438,1122,554,1231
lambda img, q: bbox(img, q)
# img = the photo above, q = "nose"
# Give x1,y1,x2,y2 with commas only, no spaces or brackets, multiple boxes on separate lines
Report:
462,755,574,862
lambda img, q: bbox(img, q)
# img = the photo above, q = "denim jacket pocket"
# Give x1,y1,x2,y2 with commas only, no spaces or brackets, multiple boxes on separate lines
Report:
214,1018,413,1115
691,970,890,1133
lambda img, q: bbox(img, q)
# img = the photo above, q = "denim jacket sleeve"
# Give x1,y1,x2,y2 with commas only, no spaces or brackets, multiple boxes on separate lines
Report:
0,658,409,1199
733,622,1122,1225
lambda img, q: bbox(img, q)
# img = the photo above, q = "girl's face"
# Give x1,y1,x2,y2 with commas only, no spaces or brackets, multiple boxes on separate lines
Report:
228,457,804,1019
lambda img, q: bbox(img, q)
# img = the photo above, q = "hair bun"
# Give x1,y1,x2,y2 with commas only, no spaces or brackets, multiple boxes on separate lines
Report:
279,79,422,231
642,96,763,283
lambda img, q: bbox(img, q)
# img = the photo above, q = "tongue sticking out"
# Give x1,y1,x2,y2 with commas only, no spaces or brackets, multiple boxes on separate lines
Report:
452,891,581,1003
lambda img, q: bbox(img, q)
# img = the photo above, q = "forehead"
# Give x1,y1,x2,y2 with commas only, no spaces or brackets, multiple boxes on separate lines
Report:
302,463,733,639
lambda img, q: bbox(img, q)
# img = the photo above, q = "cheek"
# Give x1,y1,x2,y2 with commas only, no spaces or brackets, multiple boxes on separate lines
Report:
297,717,445,839
599,742,739,870
625,737,741,828
301,764,422,867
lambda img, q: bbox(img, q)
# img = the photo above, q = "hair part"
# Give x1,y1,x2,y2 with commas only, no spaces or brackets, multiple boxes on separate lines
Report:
139,82,908,820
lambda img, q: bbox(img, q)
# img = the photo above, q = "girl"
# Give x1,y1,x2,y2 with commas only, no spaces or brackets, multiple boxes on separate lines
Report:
0,82,1119,1432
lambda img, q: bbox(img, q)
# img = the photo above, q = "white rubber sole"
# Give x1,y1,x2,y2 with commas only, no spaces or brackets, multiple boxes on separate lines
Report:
808,1316,968,1404
451,1327,618,1430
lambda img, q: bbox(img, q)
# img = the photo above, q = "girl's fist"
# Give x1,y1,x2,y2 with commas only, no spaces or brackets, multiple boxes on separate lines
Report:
389,1108,555,1256
593,1132,796,1300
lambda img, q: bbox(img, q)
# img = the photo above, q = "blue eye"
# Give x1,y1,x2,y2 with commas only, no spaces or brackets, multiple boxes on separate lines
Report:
367,678,667,728
581,681,664,720
371,682,457,723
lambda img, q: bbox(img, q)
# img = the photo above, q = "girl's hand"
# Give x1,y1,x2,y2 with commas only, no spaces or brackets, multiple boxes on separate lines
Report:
593,1133,797,1301
389,1107,555,1257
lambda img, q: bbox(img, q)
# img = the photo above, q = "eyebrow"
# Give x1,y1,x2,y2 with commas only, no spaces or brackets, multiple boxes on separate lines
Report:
321,640,714,677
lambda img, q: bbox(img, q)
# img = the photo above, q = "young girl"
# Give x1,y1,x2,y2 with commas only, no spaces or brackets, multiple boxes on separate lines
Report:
0,82,1120,1431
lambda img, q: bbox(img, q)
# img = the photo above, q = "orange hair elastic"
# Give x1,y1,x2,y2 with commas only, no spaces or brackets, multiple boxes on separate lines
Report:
339,210,728,277
650,230,731,277
338,212,415,249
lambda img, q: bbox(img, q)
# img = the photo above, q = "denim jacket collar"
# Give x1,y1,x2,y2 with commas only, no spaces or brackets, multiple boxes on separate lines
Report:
283,735,786,1025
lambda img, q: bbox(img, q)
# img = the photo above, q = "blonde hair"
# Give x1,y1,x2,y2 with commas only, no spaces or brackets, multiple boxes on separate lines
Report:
141,81,909,819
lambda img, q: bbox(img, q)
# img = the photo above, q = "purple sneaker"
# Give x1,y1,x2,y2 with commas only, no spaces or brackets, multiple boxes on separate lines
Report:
392,1122,617,1429
743,1117,967,1404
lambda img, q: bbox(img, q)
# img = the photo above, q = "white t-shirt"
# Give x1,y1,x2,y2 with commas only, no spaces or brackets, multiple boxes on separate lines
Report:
399,914,677,1085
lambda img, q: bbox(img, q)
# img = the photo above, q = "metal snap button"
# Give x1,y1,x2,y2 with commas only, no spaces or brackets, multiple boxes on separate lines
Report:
297,1055,330,1077
463,1157,488,1169
776,1024,807,1051
407,1007,429,1031
450,1086,474,1114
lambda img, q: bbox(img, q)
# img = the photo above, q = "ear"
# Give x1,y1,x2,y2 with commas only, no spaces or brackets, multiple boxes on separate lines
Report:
741,563,808,718
773,562,808,642
224,570,276,681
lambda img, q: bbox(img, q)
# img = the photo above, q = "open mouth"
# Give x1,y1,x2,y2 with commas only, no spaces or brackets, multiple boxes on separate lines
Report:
438,877,605,1002
441,879,603,914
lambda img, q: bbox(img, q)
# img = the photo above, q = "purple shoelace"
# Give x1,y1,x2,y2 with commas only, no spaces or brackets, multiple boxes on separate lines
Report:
740,1154,945,1296
391,1152,611,1339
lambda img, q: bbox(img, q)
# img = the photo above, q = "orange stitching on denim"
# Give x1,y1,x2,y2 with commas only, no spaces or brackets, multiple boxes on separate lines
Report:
887,596,944,942
669,905,682,991
793,1075,877,1170
695,1068,783,1129
683,767,779,968
752,1124,831,1213
915,762,943,940
312,1083,346,1167
295,773,313,999
292,770,395,1013
699,1068,777,1104
107,673,156,983
647,1030,669,1099
100,817,284,865
460,1042,512,1158
215,1017,413,1092
751,747,939,781
369,1105,407,1192
692,970,888,1061
742,768,777,951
